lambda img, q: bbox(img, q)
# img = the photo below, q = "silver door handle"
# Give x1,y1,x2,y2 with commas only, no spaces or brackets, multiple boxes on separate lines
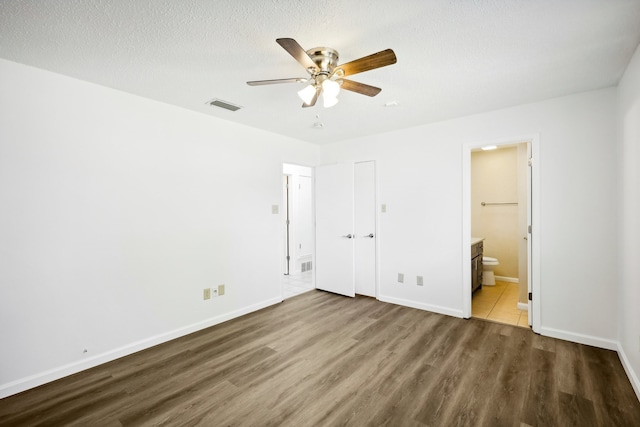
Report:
342,234,353,239
365,233,375,238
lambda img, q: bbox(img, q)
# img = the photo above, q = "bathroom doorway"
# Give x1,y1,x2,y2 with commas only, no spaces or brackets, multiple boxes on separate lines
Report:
462,136,540,332
282,163,315,299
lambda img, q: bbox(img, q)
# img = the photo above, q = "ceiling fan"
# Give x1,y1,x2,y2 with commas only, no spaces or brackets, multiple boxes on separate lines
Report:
247,38,397,108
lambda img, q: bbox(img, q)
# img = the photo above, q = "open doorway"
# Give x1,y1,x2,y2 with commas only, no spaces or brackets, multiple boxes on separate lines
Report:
470,143,529,327
462,135,540,332
282,163,314,299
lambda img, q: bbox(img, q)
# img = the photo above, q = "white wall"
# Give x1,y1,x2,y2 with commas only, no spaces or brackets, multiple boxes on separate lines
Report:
0,59,319,397
2,54,637,399
320,88,619,347
617,43,640,398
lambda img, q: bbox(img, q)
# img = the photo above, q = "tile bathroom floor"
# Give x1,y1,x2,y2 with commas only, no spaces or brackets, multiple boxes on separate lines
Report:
283,271,314,299
472,281,529,328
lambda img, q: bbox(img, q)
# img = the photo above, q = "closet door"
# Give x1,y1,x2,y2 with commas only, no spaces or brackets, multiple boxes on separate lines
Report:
354,161,376,297
315,163,355,297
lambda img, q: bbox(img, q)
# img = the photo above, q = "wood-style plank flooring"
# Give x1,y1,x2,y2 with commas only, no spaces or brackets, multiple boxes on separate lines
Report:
1,290,639,426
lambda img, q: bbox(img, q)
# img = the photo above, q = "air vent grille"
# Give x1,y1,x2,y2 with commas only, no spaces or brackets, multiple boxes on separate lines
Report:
206,99,242,112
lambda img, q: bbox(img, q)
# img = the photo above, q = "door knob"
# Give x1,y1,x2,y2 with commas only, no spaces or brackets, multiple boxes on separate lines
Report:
365,233,375,238
342,234,353,239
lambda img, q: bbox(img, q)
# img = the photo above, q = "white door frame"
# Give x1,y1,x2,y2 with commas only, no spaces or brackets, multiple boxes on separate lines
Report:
461,134,541,333
281,163,316,298
282,174,291,276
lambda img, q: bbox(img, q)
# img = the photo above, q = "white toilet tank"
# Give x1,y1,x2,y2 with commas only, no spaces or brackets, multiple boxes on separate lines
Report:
483,256,499,265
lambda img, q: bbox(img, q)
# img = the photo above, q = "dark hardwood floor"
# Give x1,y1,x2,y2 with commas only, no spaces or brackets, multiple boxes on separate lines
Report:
1,290,639,426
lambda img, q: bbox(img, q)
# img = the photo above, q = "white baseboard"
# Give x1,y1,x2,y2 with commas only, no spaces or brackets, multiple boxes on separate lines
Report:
538,326,618,351
517,302,529,311
618,343,640,401
0,297,283,399
378,295,463,318
495,276,519,283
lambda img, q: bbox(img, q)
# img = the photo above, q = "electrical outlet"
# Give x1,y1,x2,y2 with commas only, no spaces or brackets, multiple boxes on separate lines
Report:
212,288,218,298
218,284,225,296
381,204,387,213
203,288,211,300
398,273,404,283
417,276,424,286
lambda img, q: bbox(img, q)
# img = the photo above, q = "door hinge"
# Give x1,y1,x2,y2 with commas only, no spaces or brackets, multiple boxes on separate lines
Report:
528,292,532,301
528,157,533,167
286,255,290,261
528,225,532,234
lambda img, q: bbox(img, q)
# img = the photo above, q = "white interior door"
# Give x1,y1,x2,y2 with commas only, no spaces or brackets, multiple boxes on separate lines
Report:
283,175,290,275
527,143,533,326
298,175,313,260
315,163,355,297
354,161,376,297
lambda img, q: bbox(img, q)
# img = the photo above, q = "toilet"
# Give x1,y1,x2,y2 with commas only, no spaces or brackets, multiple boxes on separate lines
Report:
482,256,499,286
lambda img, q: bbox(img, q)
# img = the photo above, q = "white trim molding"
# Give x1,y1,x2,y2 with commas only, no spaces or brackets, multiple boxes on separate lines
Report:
378,295,463,319
539,326,618,351
618,343,640,401
495,276,519,283
0,297,283,399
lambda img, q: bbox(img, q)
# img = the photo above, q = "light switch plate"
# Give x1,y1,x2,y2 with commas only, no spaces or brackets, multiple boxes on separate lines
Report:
272,205,279,214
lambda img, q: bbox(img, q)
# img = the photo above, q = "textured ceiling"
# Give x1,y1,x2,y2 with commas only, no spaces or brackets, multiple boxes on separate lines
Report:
1,0,640,144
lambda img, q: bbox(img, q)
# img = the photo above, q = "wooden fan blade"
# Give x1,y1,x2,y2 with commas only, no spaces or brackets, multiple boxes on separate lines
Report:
340,79,382,97
276,38,318,72
247,78,307,86
302,87,320,108
337,49,397,77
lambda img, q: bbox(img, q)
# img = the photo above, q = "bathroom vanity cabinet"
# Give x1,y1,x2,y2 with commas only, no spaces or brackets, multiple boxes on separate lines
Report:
471,238,484,292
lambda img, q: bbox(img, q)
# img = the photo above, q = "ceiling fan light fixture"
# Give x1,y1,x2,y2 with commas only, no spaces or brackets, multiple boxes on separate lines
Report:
322,79,340,98
297,84,317,104
323,94,339,108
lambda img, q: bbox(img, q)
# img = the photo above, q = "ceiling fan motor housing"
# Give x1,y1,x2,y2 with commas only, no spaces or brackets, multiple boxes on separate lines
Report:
306,47,340,77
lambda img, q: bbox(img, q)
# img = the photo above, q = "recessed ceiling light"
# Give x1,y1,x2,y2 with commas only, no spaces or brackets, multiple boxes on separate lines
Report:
481,145,498,151
384,101,399,107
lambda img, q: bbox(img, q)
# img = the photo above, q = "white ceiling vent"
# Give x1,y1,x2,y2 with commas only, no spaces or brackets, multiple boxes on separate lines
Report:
206,99,242,112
